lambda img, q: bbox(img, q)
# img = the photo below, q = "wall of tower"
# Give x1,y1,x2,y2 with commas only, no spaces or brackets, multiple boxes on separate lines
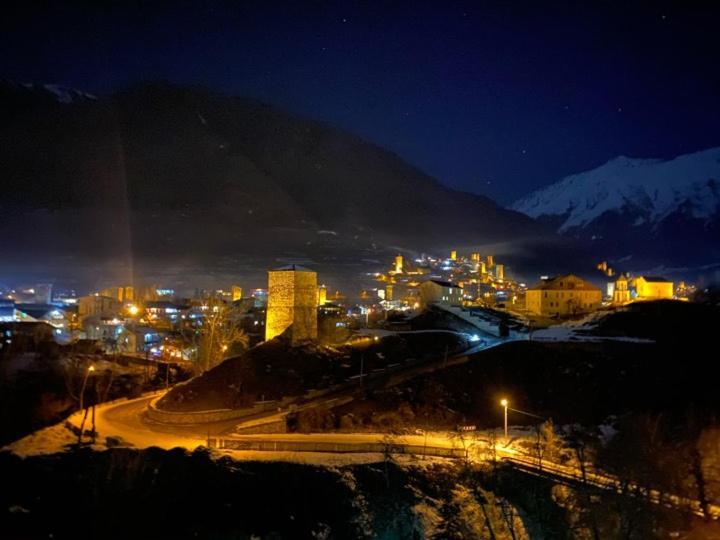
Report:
265,269,318,344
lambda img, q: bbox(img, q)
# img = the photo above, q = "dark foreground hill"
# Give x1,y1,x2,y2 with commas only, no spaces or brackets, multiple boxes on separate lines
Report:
0,447,707,538
0,82,581,289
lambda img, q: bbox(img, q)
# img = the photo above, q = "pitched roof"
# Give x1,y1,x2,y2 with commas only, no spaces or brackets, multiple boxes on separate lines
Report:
638,275,671,283
272,264,313,272
425,279,462,289
528,274,601,292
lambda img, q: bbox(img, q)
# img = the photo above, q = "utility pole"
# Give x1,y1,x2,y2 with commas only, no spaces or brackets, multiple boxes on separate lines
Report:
359,354,364,388
501,399,509,440
77,365,95,445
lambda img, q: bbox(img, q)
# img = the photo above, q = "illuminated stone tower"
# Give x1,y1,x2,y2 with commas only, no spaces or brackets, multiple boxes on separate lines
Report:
450,250,457,261
232,285,243,302
612,274,631,305
317,284,327,306
265,265,318,344
394,254,404,274
495,264,505,280
486,255,494,268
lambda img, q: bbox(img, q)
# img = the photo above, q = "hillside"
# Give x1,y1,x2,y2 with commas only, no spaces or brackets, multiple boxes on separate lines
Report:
0,82,565,289
512,148,720,271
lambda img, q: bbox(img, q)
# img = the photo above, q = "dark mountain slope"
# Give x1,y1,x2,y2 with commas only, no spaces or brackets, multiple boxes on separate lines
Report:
0,82,571,288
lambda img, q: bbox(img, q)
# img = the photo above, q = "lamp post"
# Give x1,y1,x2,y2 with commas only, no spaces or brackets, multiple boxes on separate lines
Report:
77,365,95,445
500,398,508,440
79,365,95,410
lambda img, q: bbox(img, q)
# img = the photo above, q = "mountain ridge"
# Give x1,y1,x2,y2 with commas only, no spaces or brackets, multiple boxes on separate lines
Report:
0,81,572,289
511,147,720,270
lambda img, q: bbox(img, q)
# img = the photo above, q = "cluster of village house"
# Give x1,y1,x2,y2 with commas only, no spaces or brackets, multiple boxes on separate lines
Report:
0,250,686,357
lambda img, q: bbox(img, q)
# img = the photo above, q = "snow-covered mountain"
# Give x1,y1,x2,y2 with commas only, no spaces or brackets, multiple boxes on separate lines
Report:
0,80,97,104
512,148,720,269
513,147,720,232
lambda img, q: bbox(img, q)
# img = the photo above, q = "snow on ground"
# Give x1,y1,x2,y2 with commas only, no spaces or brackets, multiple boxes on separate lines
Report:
532,325,652,343
5,422,79,457
531,308,653,343
215,449,454,467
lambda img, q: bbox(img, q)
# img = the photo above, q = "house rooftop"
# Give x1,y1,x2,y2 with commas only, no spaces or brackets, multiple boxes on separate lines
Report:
639,275,671,283
426,279,462,289
272,264,314,272
528,274,601,291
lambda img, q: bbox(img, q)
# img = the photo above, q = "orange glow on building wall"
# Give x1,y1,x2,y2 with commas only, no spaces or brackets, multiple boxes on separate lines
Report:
265,265,318,344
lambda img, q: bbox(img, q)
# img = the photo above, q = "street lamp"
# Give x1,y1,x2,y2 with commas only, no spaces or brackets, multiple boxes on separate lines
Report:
500,398,508,440
79,365,95,410
77,365,95,445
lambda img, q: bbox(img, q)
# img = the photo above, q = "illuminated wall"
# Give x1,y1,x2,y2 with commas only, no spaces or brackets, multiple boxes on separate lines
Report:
317,285,327,306
232,285,243,302
526,275,602,316
265,267,318,344
634,277,673,299
612,275,630,304
419,280,462,307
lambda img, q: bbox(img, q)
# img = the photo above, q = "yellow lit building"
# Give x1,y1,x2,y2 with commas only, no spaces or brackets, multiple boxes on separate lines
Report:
450,250,457,261
525,274,602,317
419,280,463,307
495,264,505,280
99,286,134,303
265,265,318,344
632,276,673,300
394,255,403,274
231,285,243,302
78,295,122,320
317,284,327,306
612,274,631,305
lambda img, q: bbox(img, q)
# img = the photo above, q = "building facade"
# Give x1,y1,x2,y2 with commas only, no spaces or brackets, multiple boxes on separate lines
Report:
78,295,122,320
612,274,631,305
419,280,463,307
526,274,602,317
265,265,318,344
632,276,673,300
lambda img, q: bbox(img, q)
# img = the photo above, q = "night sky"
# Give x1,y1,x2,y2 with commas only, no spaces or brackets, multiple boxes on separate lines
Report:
3,1,719,204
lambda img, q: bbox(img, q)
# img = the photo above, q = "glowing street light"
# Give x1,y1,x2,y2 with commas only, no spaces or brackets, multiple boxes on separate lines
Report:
79,365,95,410
127,304,139,316
500,398,508,440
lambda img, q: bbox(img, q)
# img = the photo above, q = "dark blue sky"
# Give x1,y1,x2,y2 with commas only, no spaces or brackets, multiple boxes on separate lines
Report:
3,0,719,203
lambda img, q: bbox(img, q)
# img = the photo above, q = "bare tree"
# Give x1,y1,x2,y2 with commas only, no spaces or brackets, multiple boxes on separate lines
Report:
531,419,563,471
380,431,398,488
195,299,250,373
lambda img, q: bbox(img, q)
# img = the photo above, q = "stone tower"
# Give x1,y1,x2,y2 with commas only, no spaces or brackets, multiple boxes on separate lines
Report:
613,274,631,305
394,254,403,274
265,265,318,344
